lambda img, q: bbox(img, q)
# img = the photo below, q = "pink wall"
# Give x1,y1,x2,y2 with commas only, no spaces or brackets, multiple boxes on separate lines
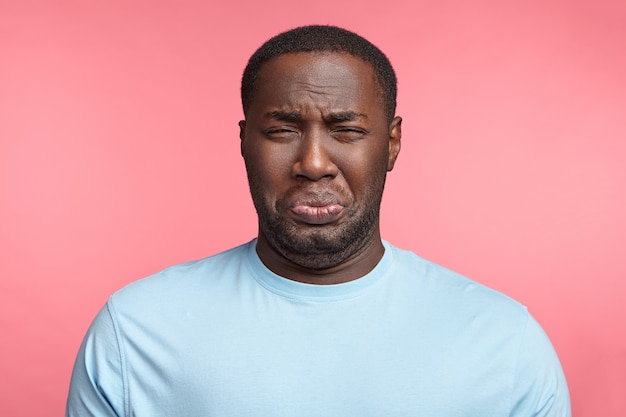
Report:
1,1,625,415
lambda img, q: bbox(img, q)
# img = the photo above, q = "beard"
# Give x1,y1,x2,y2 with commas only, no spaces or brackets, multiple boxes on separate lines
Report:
247,172,387,271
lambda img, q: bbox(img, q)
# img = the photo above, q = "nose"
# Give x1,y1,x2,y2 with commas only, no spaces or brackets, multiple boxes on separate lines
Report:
291,129,339,181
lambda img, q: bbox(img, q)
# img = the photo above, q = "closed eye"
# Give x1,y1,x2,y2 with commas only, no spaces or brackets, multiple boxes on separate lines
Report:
264,127,300,141
331,127,368,142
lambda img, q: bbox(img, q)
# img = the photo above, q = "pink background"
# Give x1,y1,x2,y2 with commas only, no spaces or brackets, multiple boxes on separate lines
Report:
1,1,625,415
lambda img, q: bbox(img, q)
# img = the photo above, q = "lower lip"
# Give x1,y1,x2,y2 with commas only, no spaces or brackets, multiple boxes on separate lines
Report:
289,204,344,225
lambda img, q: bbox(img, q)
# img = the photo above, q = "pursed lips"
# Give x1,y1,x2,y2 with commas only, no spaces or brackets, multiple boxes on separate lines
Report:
285,192,347,225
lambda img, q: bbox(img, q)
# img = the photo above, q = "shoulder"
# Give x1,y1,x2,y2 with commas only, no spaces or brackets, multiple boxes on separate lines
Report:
387,243,571,415
387,242,528,318
109,241,254,310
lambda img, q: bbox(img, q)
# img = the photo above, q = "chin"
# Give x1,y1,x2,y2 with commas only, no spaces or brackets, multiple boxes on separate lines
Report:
262,216,377,270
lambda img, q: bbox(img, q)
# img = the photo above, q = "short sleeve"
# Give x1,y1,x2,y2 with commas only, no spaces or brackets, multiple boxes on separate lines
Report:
509,314,571,417
66,301,127,417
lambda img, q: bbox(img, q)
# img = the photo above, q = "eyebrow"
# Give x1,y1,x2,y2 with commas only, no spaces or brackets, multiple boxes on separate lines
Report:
324,111,368,123
264,110,368,122
264,111,301,121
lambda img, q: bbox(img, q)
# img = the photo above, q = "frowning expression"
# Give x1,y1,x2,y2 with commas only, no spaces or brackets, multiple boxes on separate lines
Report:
240,51,401,271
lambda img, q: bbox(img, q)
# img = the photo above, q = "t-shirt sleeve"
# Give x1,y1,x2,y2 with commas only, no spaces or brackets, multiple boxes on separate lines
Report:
509,313,571,417
66,301,126,417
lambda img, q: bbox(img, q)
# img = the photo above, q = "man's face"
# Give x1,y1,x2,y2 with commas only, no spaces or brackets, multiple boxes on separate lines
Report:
240,51,401,271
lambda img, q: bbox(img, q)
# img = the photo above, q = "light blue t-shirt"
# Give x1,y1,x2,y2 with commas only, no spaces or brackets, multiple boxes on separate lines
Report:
67,240,570,416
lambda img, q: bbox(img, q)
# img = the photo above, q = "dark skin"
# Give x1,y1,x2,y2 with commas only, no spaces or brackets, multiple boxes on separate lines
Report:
240,51,402,284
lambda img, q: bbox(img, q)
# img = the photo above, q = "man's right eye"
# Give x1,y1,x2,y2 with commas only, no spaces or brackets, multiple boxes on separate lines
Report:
265,128,299,139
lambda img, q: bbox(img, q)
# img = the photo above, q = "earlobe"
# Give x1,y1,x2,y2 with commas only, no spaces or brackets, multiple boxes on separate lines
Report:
387,116,402,171
239,120,246,156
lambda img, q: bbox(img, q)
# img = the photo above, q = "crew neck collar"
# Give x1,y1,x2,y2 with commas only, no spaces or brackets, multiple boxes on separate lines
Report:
245,239,394,301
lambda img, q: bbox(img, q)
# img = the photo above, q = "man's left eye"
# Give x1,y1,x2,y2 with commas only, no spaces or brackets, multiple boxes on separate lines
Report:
332,128,367,141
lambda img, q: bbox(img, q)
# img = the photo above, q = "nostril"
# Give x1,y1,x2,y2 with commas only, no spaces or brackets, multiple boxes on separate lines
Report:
292,142,339,181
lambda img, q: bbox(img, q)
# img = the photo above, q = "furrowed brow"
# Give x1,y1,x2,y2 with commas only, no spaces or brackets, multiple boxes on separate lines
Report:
265,111,301,122
324,111,368,123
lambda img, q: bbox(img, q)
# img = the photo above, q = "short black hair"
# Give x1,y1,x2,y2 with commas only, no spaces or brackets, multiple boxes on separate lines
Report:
241,25,397,122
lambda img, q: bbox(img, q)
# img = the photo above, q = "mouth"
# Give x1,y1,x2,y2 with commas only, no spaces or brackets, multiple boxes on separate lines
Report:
287,192,345,225
289,203,345,225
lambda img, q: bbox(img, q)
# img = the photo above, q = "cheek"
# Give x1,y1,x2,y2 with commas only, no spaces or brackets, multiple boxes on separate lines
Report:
244,144,294,196
336,144,389,188
251,153,291,180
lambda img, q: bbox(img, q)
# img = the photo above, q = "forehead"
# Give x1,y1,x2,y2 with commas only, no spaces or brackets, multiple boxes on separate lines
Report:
251,52,383,115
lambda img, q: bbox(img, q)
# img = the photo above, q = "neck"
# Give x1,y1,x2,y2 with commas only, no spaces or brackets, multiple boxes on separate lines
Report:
255,232,385,285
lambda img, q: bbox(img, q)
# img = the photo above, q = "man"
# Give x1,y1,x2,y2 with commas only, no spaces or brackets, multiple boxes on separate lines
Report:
67,25,570,416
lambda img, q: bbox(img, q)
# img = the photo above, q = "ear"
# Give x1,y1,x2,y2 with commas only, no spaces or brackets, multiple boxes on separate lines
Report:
387,116,402,171
239,120,246,157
